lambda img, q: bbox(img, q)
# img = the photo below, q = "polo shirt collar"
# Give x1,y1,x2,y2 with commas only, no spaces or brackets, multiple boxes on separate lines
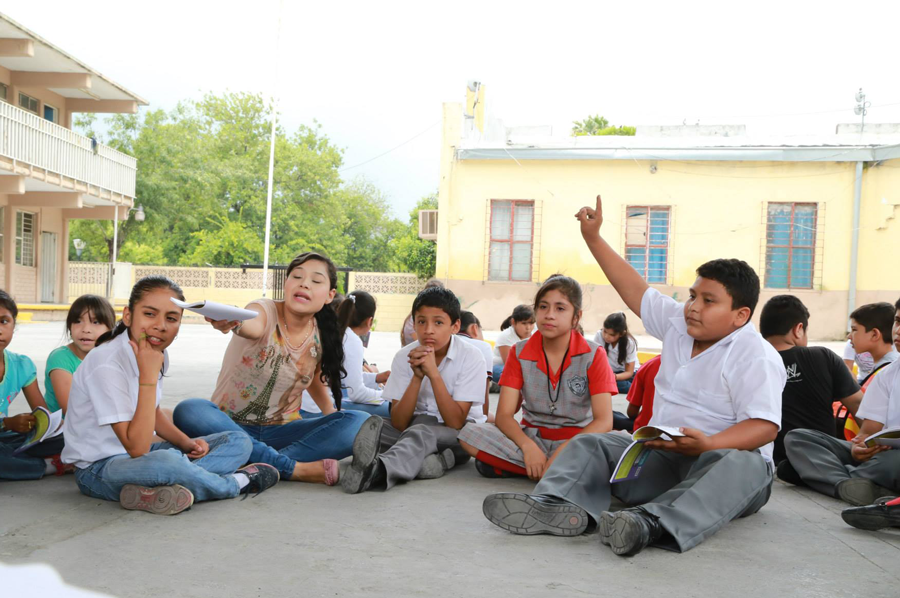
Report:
518,330,591,383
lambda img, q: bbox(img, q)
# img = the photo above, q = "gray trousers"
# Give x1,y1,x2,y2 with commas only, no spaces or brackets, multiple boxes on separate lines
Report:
533,433,773,552
784,428,900,497
378,415,470,490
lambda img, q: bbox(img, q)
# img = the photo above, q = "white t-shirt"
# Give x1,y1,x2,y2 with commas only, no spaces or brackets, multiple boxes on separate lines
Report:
641,288,785,463
460,335,494,380
62,332,168,469
493,326,525,366
300,328,383,413
856,359,900,428
382,335,487,424
593,332,638,374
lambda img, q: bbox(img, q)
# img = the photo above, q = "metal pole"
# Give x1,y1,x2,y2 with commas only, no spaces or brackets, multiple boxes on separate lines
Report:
848,161,863,319
261,0,283,297
110,206,119,300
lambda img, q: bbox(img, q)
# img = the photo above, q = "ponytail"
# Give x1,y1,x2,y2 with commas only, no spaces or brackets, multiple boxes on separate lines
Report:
96,276,185,347
501,304,535,331
602,312,634,367
336,291,377,337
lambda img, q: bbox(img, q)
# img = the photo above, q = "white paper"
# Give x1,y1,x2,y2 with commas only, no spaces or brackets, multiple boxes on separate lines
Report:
170,298,259,322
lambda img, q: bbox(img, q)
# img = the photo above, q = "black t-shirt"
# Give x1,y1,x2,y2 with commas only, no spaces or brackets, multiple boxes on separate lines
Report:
774,346,860,462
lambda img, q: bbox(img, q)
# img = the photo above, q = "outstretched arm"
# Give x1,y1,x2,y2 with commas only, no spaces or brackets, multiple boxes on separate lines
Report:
575,195,648,316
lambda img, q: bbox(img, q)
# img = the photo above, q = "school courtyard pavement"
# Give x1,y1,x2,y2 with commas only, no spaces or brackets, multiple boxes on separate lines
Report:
2,323,898,598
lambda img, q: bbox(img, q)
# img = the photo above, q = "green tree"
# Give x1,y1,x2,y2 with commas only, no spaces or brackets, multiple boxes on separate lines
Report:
393,194,438,279
572,114,635,136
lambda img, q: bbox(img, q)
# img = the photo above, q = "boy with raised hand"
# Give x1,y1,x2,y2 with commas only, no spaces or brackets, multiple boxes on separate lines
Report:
482,194,785,556
785,298,900,507
341,287,487,493
759,295,862,465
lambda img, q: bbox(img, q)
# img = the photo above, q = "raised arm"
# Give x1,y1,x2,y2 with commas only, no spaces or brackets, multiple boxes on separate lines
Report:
575,195,648,316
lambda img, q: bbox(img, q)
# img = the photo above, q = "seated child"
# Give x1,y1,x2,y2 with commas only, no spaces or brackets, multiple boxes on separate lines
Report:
594,312,638,395
759,295,862,464
45,295,116,415
457,310,494,422
62,276,277,514
174,253,370,486
492,304,535,383
341,287,487,493
784,298,900,507
847,303,899,381
842,340,874,383
0,290,60,480
458,275,615,479
482,195,785,556
626,354,661,431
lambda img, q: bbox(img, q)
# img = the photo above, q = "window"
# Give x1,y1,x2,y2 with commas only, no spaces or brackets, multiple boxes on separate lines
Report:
15,211,35,267
0,82,7,102
489,200,534,281
44,104,59,124
625,206,670,284
18,92,38,114
765,203,817,289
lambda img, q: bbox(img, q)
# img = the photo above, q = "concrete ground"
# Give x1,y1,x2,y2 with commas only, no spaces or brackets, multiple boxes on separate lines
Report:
2,323,898,598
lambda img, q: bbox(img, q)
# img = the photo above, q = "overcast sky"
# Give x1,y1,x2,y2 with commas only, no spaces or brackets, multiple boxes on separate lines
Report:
7,1,900,217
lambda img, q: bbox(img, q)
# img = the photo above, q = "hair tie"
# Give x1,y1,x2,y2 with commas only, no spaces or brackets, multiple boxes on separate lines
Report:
348,294,357,303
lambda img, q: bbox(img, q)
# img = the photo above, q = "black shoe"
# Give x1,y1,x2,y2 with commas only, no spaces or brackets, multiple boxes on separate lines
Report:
475,459,518,479
841,496,900,530
236,463,280,499
342,416,386,494
482,493,589,536
598,509,663,556
775,459,806,487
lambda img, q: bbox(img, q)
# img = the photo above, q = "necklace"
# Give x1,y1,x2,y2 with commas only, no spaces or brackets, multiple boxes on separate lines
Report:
542,339,570,414
280,309,317,357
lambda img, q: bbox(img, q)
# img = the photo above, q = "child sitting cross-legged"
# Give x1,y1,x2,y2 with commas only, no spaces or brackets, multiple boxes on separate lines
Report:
482,195,786,556
458,275,615,480
340,286,487,493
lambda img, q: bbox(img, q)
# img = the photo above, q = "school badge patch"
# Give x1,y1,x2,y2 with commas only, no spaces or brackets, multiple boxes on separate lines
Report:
567,375,588,396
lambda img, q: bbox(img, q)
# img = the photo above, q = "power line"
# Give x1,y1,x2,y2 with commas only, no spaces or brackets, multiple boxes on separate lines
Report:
339,119,441,173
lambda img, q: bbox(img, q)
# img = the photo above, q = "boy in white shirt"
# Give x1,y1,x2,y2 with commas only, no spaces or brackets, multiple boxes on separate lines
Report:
483,195,785,556
786,298,900,507
341,287,487,493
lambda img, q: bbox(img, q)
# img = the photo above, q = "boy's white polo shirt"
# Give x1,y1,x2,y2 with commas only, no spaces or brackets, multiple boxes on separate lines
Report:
641,287,785,463
383,335,487,424
62,332,167,469
856,359,900,428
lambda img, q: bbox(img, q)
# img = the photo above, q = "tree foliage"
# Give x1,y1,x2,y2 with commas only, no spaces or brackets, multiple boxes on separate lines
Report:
571,114,635,136
392,194,438,280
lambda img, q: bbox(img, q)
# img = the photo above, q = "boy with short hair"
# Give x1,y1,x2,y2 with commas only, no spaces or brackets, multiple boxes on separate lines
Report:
482,195,786,556
784,298,900,507
848,302,899,378
341,287,487,493
759,295,862,464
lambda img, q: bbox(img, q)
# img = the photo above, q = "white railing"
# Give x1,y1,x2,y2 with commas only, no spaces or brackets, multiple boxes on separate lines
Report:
0,101,137,198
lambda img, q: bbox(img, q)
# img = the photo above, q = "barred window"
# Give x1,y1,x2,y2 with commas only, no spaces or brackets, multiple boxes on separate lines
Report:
765,203,816,289
488,200,534,282
625,206,670,284
16,211,35,267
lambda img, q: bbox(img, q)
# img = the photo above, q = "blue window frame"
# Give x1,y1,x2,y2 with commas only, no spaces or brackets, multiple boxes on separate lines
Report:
625,206,670,284
765,203,817,289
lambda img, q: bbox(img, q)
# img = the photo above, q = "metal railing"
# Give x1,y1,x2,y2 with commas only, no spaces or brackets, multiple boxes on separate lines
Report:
0,101,137,198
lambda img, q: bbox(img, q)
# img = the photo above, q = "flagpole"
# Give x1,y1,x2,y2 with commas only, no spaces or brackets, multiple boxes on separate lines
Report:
262,0,283,297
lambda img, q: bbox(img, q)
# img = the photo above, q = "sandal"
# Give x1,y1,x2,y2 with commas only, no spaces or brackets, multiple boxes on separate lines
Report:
323,459,340,486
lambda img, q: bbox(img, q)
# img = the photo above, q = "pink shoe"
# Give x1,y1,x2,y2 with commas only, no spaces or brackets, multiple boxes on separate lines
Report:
323,459,340,486
119,484,194,515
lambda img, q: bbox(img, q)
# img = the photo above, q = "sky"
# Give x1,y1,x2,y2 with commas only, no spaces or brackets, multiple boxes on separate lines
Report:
7,1,900,218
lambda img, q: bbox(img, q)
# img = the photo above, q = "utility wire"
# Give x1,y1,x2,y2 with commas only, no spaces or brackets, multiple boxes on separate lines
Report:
340,119,441,173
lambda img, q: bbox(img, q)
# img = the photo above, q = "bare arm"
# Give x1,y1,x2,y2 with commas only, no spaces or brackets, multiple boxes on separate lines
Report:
645,419,778,456
307,369,337,415
626,402,641,420
49,370,73,415
22,380,47,411
839,390,864,417
111,383,158,458
206,303,267,340
575,195,648,316
498,345,512,366
616,361,636,382
154,407,192,449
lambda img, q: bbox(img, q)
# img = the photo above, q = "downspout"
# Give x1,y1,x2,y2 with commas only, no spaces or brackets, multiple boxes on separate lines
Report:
848,161,863,318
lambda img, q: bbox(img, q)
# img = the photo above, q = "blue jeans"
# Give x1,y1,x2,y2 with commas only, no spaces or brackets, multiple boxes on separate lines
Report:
173,399,370,479
73,431,250,503
0,430,46,480
303,401,391,418
492,364,504,382
616,378,633,395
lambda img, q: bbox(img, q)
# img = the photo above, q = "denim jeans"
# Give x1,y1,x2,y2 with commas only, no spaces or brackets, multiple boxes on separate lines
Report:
616,378,633,395
0,430,46,480
73,431,250,503
303,401,391,419
492,364,504,383
173,399,370,479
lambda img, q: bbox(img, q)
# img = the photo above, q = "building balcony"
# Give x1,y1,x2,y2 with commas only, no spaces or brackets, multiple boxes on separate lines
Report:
0,100,136,202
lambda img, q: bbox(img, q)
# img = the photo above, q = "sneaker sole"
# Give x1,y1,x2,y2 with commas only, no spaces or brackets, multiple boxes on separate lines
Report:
598,511,644,556
120,484,194,515
482,493,588,536
837,479,893,507
841,507,900,531
351,416,384,472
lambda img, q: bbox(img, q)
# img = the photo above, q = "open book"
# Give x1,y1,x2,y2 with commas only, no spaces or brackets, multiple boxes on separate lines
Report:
12,407,64,455
170,298,259,322
610,426,685,483
864,426,900,449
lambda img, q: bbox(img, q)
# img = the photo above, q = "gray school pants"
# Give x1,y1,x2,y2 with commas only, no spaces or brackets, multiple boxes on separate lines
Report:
533,432,773,552
378,415,471,490
784,428,900,497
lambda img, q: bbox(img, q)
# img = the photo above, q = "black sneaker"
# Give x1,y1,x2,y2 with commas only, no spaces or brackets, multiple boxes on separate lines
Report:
475,459,518,479
598,509,663,556
341,416,385,494
775,459,806,487
841,496,900,530
836,478,895,506
237,463,280,499
482,493,589,536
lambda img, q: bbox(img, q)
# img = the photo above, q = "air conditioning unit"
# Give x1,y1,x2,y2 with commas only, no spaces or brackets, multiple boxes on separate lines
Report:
418,209,438,240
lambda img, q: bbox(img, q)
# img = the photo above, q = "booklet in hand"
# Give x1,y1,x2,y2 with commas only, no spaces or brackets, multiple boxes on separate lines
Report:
170,298,259,322
12,407,64,455
864,426,900,449
610,426,685,483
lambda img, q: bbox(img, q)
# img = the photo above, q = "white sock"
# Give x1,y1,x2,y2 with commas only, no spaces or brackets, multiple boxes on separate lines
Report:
233,473,250,489
44,459,57,475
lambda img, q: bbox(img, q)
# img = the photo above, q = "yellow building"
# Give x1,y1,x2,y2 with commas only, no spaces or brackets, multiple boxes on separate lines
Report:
434,94,900,340
0,13,146,304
